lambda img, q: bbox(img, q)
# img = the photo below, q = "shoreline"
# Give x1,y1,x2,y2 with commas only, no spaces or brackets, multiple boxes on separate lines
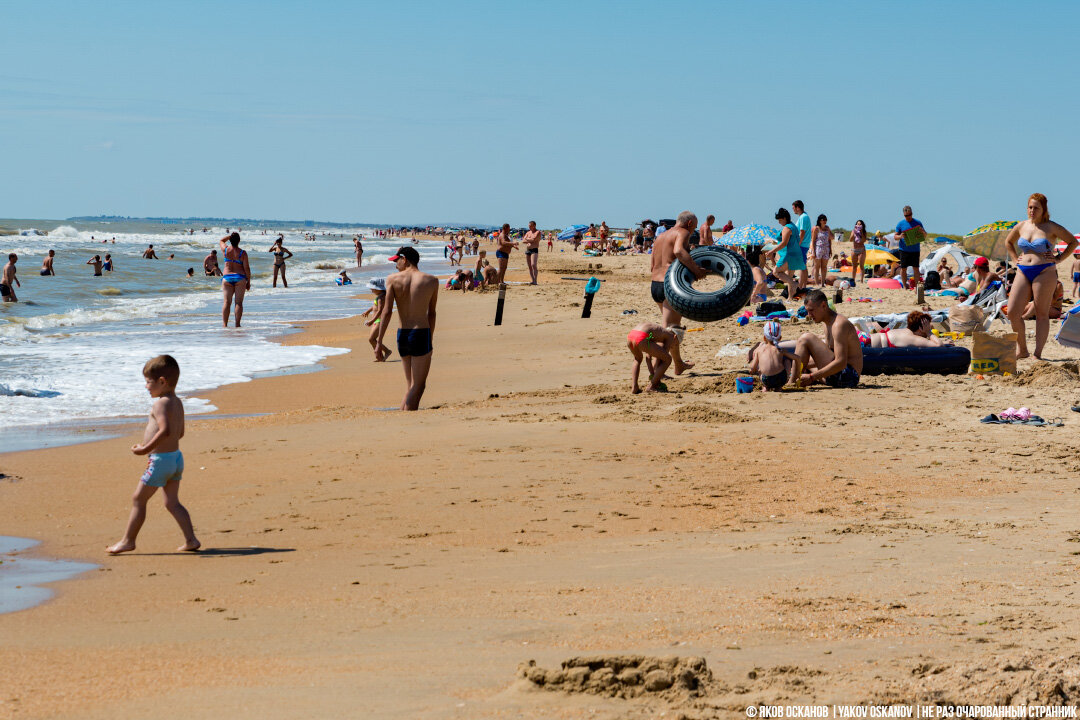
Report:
4,245,1080,718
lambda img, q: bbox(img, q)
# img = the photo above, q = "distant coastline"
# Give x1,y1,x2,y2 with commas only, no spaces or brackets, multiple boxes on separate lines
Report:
62,215,498,230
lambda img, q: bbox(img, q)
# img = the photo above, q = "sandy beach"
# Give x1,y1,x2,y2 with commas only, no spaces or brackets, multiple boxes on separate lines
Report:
5,242,1080,719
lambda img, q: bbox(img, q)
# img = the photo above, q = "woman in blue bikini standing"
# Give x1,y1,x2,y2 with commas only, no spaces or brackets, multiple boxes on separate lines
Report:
1005,193,1077,359
219,232,252,328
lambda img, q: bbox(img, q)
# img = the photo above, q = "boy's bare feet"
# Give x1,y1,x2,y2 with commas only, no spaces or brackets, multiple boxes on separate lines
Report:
632,387,642,394
106,541,136,555
673,360,695,375
178,540,201,552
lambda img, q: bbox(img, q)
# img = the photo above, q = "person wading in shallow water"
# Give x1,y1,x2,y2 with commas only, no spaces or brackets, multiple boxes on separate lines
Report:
219,232,251,328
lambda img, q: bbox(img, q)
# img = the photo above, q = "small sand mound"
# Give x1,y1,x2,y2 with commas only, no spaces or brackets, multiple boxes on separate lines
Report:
1004,361,1080,387
517,655,713,700
668,402,743,423
681,372,743,394
593,394,623,404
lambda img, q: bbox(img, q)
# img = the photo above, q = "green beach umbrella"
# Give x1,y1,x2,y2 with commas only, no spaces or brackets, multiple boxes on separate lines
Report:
961,220,1018,261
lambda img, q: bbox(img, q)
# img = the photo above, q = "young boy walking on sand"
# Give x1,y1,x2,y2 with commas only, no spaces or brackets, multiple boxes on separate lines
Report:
107,355,200,555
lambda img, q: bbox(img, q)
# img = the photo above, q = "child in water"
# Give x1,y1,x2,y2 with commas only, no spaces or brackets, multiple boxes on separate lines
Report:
107,355,199,555
748,321,796,391
337,270,353,286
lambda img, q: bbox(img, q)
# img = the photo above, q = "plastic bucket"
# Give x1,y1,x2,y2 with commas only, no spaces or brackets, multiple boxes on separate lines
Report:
735,376,755,393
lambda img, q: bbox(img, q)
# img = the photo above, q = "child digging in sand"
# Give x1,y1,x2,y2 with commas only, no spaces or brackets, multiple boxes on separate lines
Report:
627,322,690,393
749,320,796,391
107,355,199,555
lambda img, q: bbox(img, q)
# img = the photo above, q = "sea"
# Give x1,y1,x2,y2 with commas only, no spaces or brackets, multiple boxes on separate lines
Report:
0,219,448,453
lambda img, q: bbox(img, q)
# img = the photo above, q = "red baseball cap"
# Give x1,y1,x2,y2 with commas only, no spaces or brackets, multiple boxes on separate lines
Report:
973,256,989,268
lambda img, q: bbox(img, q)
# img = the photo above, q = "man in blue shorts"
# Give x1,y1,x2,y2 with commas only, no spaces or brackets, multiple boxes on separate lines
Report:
893,205,926,288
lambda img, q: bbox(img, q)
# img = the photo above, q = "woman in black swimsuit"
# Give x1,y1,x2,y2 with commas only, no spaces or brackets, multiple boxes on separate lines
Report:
268,237,293,288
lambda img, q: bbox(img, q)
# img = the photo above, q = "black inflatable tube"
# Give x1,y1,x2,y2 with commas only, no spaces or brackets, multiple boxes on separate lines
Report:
860,345,971,376
663,246,754,323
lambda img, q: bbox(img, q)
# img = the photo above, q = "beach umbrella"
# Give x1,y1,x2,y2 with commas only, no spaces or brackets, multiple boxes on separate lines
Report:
961,220,1018,261
863,243,892,253
934,236,957,244
864,248,899,265
557,224,589,241
715,224,780,246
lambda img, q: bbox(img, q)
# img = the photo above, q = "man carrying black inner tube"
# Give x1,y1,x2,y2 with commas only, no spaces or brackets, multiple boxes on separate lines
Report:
649,210,704,373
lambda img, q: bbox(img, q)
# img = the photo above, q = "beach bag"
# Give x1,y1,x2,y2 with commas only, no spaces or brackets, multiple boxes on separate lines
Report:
1055,305,1080,349
924,270,941,290
948,305,985,334
971,331,1017,375
757,300,786,316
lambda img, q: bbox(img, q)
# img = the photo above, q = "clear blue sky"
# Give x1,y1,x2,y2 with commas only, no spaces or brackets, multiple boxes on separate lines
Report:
3,0,1078,233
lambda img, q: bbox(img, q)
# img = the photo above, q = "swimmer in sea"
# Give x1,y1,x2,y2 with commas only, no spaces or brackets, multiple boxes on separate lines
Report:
103,254,113,272
41,249,56,276
142,245,159,259
1,253,20,302
204,250,222,276
354,235,364,267
268,237,293,288
86,255,103,276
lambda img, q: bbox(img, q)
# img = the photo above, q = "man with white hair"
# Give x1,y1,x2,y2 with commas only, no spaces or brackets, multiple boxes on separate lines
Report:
648,211,705,372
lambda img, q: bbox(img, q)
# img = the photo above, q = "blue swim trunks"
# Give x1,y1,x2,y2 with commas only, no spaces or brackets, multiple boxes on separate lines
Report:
495,250,509,259
141,450,184,487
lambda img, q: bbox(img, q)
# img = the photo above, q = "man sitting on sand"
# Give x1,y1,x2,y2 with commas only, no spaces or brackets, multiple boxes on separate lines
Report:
790,289,863,388
650,211,705,370
376,246,438,411
626,322,685,394
749,321,797,391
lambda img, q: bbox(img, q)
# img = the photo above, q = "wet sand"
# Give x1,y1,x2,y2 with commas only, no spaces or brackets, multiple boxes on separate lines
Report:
4,244,1080,718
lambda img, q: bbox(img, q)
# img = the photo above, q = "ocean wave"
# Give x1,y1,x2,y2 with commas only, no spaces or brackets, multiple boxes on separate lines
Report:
0,383,61,398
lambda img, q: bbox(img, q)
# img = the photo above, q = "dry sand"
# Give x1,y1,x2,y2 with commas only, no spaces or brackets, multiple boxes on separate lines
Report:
4,243,1080,719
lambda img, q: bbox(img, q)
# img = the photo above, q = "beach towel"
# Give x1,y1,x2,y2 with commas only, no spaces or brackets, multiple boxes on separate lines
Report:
980,414,1063,427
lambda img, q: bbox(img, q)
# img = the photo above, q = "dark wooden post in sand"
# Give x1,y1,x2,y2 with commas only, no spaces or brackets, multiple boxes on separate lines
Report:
581,276,601,319
494,283,507,325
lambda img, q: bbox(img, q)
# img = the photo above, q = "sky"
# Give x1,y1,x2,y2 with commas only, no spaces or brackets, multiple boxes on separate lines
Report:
2,0,1079,233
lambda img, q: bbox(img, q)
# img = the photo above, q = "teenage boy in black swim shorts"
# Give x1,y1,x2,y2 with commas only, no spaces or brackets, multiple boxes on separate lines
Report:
376,246,439,411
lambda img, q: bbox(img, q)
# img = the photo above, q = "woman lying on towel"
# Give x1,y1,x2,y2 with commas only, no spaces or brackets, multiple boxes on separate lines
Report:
868,311,944,349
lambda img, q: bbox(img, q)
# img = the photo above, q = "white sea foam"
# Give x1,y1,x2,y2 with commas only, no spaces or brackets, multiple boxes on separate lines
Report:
0,225,446,442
